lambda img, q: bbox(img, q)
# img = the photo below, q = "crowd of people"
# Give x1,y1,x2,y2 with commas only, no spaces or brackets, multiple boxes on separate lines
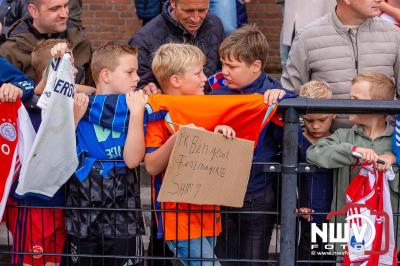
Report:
0,0,400,265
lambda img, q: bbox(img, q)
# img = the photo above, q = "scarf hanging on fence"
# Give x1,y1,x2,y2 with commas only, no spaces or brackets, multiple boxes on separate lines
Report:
344,164,397,265
16,55,78,199
0,100,35,222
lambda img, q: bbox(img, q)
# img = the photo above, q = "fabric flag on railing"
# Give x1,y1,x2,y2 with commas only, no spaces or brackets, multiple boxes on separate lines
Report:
83,94,278,145
16,55,78,198
0,100,35,222
344,164,397,265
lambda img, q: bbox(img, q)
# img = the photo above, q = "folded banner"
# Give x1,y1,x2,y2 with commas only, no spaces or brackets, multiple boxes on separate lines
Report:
0,100,35,221
146,94,277,144
84,94,278,144
16,55,78,198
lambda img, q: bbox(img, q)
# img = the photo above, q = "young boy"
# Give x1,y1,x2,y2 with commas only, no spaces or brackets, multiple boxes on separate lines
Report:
208,24,296,263
146,43,235,266
297,81,335,264
307,72,399,262
4,40,78,266
65,42,147,265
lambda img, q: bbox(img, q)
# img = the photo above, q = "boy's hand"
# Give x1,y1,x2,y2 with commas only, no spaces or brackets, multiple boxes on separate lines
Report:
0,83,23,102
50,43,69,58
126,90,148,113
185,123,205,131
264,89,286,105
214,125,236,139
375,153,396,172
143,82,161,95
296,207,314,222
354,147,379,164
73,93,89,126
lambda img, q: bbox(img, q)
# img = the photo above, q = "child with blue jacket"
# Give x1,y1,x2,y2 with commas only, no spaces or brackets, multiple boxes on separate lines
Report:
297,81,335,265
209,24,296,264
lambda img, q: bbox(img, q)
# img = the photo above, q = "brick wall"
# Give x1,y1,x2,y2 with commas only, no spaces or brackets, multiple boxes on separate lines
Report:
81,0,283,73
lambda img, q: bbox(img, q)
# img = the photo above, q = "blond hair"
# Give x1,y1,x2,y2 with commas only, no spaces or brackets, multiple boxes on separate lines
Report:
152,43,206,90
91,42,137,85
351,72,395,100
299,81,332,99
219,24,269,68
31,39,72,79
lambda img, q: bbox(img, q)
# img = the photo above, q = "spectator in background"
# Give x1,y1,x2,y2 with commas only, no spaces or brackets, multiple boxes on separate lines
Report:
134,0,166,25
380,0,400,26
281,0,400,128
129,0,224,91
0,0,93,85
279,0,335,71
209,0,251,36
0,0,29,45
68,0,82,28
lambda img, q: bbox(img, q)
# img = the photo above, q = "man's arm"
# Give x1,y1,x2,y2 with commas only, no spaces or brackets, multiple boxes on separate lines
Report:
395,33,400,97
281,34,309,93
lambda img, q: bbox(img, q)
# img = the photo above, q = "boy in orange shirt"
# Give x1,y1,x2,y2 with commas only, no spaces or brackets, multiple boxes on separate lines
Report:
145,43,235,266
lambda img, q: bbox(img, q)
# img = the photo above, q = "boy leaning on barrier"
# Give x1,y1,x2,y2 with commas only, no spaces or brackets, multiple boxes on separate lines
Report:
297,81,335,264
208,23,296,263
307,72,399,262
145,43,235,266
66,42,147,265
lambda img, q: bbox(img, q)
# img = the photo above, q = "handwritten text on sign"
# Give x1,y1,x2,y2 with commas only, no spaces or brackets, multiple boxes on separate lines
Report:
157,126,254,207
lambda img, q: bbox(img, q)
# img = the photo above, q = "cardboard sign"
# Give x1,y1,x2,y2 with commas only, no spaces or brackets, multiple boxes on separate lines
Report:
157,126,254,207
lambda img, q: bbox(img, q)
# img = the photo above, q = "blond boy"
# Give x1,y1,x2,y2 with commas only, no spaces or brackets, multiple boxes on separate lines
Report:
307,73,399,262
297,81,335,262
145,43,235,266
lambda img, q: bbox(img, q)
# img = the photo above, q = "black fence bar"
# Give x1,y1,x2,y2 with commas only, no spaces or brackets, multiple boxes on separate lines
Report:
280,107,300,266
278,98,400,114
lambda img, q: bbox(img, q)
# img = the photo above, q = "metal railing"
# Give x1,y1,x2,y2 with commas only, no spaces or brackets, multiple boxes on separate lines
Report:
0,98,399,265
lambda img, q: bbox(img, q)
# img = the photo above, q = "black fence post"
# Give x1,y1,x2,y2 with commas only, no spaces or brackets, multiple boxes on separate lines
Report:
279,107,299,266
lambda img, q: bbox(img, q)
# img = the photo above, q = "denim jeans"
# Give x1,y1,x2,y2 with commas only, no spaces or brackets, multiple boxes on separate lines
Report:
209,0,237,36
166,237,221,266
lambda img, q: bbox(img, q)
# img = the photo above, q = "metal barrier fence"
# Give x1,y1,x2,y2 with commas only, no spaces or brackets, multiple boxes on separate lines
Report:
0,98,399,266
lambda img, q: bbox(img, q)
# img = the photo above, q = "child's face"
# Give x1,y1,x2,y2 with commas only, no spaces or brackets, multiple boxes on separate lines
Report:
349,80,372,123
303,114,335,139
108,54,139,94
175,63,206,95
221,57,261,89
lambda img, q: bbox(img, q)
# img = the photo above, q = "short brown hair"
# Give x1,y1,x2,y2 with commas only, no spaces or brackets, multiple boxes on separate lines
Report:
91,42,138,85
351,72,395,100
31,39,72,78
219,24,269,68
152,43,206,90
299,81,332,99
